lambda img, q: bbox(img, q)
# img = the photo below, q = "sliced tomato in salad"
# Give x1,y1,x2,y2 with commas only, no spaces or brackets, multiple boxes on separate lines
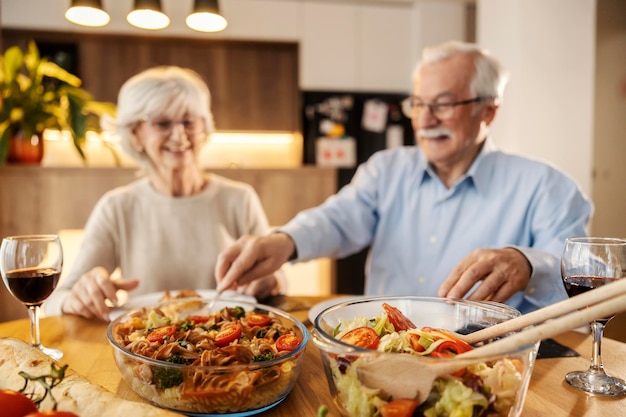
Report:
380,399,420,417
405,332,426,352
147,325,177,343
339,326,380,350
432,339,473,357
247,313,272,327
215,324,243,347
382,303,416,331
420,327,473,356
276,334,303,352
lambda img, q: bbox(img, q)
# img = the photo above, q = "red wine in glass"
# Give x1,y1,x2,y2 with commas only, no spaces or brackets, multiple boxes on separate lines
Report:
560,236,626,397
5,267,61,305
0,235,64,361
563,275,618,324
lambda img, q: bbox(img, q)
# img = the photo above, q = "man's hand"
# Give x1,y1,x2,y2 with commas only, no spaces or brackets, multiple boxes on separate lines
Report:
438,248,532,303
62,266,139,321
216,233,295,293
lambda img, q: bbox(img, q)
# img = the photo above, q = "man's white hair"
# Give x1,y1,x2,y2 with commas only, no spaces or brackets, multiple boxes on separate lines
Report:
413,40,509,100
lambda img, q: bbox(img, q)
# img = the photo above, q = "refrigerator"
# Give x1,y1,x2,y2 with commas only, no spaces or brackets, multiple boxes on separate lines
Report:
301,90,415,295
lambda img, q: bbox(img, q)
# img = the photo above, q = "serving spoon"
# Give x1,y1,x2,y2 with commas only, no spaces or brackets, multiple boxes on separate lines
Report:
357,279,626,403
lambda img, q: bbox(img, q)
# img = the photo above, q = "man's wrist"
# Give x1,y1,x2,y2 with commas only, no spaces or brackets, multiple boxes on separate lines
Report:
271,231,298,261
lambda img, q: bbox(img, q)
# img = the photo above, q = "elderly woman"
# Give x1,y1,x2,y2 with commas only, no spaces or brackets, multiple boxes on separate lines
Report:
45,66,283,321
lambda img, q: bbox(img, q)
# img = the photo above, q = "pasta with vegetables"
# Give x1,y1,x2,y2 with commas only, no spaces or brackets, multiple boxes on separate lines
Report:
110,301,306,414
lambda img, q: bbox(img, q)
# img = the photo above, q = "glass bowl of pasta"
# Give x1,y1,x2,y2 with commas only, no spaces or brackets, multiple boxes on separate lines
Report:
107,296,309,416
312,296,538,417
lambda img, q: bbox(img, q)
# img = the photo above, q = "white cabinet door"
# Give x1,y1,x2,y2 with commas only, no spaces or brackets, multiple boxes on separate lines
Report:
300,1,413,92
300,2,359,90
358,4,413,92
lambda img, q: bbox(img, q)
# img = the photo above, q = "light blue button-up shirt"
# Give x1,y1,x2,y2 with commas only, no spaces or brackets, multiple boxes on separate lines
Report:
280,139,593,313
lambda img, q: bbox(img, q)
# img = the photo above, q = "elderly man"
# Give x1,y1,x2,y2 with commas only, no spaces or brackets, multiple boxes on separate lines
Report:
216,41,592,313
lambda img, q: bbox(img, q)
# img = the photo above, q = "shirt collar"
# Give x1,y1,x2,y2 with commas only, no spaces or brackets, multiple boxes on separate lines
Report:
417,138,498,194
467,138,497,194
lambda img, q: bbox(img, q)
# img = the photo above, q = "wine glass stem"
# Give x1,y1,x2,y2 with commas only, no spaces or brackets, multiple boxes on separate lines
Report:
589,320,607,373
27,305,42,348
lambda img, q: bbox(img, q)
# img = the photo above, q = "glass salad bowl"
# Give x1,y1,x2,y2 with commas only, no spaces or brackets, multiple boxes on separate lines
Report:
107,296,308,416
312,296,538,417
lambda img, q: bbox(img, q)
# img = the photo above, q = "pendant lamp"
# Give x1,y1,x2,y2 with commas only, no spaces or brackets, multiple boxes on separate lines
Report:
127,0,170,30
186,0,228,33
65,0,110,28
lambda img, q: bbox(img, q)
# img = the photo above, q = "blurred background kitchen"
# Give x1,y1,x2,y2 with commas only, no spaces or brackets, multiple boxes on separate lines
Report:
0,0,624,340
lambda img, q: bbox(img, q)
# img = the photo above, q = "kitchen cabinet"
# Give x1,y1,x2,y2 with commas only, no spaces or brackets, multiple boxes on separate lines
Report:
1,30,299,132
1,0,471,94
0,166,337,322
299,2,413,92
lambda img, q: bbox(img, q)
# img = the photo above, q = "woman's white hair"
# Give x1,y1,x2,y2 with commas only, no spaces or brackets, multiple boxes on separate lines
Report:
412,40,509,100
103,66,215,163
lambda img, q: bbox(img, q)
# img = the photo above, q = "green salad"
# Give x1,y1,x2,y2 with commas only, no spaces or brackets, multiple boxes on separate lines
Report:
328,303,526,417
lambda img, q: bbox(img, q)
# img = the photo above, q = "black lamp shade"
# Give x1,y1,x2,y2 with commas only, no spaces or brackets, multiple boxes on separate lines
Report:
193,0,220,14
133,0,164,12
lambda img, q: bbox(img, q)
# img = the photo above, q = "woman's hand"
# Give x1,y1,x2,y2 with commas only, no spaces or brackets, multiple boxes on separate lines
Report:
62,266,139,321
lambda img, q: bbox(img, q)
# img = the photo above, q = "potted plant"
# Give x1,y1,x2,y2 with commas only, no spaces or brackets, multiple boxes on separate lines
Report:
0,41,115,165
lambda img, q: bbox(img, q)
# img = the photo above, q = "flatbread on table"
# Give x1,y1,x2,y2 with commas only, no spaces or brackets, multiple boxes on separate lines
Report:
0,337,181,417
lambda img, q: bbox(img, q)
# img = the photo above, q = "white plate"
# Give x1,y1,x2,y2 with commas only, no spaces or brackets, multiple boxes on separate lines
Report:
109,289,256,321
307,295,367,325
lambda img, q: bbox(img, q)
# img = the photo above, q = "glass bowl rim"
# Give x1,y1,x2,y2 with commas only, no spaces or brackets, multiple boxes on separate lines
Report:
313,295,538,360
107,298,310,372
565,236,626,245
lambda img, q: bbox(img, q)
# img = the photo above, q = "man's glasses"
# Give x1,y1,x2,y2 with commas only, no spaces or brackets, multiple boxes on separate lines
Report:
401,96,488,120
143,116,205,137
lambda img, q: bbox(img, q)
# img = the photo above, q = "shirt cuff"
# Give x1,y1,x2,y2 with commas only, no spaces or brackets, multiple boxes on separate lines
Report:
510,246,568,308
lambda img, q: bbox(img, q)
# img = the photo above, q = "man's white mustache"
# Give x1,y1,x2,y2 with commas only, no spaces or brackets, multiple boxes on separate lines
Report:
417,128,454,138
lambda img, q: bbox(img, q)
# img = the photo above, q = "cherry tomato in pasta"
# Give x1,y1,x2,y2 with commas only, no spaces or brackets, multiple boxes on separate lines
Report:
276,334,303,352
382,303,416,331
339,327,379,350
215,324,243,347
24,412,80,417
147,325,177,343
0,390,38,417
247,313,272,327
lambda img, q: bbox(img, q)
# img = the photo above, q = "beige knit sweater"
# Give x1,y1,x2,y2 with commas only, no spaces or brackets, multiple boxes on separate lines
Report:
45,174,273,316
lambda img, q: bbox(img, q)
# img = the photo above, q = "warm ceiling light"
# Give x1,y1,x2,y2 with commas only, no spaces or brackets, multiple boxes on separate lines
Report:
65,0,110,28
186,0,228,33
127,0,170,30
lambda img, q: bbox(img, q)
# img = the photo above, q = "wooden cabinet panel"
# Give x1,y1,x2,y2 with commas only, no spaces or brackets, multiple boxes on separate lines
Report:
1,30,299,132
0,166,336,322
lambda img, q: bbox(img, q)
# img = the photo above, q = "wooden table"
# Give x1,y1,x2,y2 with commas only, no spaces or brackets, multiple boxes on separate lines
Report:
1,295,626,416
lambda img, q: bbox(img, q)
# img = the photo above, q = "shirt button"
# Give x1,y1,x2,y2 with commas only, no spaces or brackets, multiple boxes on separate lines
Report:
527,287,536,295
417,276,425,284
429,236,437,244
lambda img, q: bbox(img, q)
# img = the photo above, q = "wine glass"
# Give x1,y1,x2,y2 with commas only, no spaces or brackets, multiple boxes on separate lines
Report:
0,235,64,360
561,236,626,396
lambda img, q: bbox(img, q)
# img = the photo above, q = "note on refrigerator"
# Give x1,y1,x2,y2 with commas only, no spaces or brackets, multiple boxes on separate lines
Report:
362,100,388,133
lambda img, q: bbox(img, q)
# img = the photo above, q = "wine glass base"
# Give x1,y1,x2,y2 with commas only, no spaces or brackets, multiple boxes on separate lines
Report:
565,370,626,396
38,344,64,361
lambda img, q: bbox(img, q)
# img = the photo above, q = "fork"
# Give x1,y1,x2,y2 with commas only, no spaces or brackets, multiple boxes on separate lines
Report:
206,290,221,311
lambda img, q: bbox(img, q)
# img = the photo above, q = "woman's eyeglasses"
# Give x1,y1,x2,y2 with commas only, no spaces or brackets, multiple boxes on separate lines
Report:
143,116,205,137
